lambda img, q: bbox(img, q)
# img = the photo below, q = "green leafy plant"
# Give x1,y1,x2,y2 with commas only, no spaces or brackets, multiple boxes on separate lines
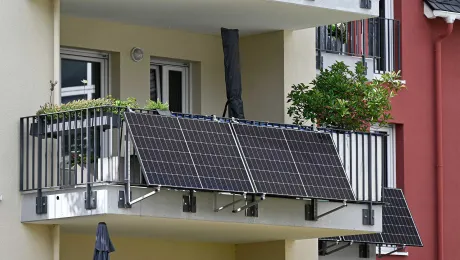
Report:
144,99,169,111
328,23,347,43
287,61,406,131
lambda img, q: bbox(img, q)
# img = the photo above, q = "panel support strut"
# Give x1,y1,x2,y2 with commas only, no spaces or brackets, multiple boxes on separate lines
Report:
306,199,347,221
214,193,247,212
319,241,353,256
232,194,265,214
377,245,406,258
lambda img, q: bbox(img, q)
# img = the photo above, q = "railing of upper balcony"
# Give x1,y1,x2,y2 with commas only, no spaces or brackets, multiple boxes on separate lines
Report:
19,106,388,202
316,17,401,74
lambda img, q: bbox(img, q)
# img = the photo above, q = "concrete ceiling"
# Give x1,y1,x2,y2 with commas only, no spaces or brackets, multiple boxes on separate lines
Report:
61,0,374,35
35,214,377,243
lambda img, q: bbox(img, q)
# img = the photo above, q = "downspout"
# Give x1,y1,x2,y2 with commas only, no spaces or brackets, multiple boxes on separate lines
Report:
434,16,454,260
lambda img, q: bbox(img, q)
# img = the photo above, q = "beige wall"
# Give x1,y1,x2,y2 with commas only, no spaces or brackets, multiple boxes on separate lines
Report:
60,15,226,115
0,0,56,259
240,32,285,123
236,240,318,260
61,233,236,260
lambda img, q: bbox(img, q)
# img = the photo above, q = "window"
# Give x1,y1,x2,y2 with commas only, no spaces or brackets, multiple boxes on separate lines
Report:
60,48,109,103
150,59,190,113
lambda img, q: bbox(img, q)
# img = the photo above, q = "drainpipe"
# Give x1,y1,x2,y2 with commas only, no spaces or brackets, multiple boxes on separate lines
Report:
434,16,454,260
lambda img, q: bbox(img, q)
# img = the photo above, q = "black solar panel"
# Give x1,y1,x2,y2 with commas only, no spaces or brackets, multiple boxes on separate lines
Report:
179,118,254,193
125,112,355,201
342,233,384,244
232,124,307,197
125,113,255,193
381,188,423,247
232,124,355,200
283,129,355,200
127,113,203,189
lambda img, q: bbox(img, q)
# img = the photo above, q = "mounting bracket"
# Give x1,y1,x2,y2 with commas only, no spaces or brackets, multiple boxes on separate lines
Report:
359,244,370,258
306,199,347,221
84,188,97,210
183,190,196,213
377,245,406,258
362,202,374,225
35,191,47,214
232,194,265,216
214,193,247,212
118,187,160,208
319,241,353,256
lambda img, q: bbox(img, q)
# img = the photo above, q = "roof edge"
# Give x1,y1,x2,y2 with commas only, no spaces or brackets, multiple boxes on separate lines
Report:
424,2,459,23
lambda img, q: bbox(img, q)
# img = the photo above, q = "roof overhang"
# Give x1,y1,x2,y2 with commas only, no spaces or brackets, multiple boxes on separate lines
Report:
424,2,459,23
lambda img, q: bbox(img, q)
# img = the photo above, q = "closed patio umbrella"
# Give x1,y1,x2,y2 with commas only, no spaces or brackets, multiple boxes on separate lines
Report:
93,222,115,260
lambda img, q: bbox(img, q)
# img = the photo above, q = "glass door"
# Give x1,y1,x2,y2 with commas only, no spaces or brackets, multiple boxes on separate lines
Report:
150,61,190,113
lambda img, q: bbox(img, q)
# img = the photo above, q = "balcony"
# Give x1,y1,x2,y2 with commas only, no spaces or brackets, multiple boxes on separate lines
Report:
19,106,385,242
315,17,401,78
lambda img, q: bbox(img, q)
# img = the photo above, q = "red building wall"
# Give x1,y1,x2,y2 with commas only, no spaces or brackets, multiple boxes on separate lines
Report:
391,1,460,260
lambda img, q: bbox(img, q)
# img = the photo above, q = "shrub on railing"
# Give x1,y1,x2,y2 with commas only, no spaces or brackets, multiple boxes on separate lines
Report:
287,61,405,131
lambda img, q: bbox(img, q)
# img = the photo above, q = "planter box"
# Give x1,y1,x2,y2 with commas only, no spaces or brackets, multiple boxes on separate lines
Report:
29,113,121,138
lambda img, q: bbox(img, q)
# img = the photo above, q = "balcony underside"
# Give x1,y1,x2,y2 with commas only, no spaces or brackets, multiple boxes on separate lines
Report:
61,0,378,35
22,185,382,243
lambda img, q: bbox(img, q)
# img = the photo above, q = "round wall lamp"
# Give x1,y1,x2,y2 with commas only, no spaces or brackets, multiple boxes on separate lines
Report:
130,47,144,62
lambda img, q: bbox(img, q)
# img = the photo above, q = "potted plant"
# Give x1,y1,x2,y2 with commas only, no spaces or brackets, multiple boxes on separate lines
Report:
287,61,406,132
30,96,139,137
144,99,171,116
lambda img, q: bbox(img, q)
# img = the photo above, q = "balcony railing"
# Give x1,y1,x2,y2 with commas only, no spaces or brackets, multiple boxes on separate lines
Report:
19,106,388,202
316,17,401,74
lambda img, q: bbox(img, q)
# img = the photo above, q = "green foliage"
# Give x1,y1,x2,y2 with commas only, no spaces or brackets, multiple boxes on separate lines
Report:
287,61,406,131
144,99,169,111
328,23,347,43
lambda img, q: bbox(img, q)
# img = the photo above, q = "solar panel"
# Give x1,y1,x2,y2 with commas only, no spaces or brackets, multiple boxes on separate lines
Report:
342,233,384,244
381,188,423,247
179,118,254,193
232,124,307,197
283,129,355,200
126,113,203,189
125,112,255,193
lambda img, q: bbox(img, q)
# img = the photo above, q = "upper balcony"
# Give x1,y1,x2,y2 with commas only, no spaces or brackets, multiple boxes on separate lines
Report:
19,106,386,242
61,0,379,36
315,17,401,79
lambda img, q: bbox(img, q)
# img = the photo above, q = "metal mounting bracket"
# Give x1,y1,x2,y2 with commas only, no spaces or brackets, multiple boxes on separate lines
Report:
84,190,97,210
377,245,406,258
214,193,247,212
362,203,375,225
183,190,196,213
35,191,47,215
359,244,370,258
119,187,160,208
306,199,347,221
232,194,265,216
319,241,353,256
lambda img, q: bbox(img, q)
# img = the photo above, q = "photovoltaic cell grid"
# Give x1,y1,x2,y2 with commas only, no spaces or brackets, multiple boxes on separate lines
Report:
179,118,254,193
233,124,355,200
125,112,356,201
381,188,423,247
125,112,254,193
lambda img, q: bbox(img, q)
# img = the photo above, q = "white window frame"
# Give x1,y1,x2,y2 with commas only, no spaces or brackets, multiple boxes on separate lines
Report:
150,58,191,113
60,48,109,103
371,124,396,188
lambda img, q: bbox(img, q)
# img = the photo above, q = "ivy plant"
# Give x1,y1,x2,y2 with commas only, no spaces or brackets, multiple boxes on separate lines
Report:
287,61,406,132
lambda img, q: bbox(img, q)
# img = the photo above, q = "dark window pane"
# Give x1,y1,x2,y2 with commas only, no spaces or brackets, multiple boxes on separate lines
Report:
150,69,158,101
169,70,182,113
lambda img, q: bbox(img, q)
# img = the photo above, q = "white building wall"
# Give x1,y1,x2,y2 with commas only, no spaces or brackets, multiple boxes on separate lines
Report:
0,0,57,259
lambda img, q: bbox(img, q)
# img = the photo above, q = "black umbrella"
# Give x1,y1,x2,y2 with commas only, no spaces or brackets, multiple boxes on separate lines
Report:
93,222,115,260
221,27,245,119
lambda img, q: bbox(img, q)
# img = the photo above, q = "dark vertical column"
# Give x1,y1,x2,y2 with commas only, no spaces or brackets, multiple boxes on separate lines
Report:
221,27,245,119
